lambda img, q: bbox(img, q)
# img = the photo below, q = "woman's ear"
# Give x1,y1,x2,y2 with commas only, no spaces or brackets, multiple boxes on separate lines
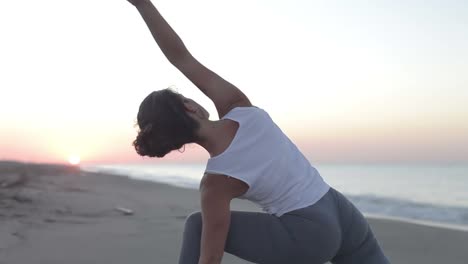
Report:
183,100,197,113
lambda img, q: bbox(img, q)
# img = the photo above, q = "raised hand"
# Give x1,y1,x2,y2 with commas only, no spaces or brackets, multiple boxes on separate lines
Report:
127,0,150,6
127,0,251,118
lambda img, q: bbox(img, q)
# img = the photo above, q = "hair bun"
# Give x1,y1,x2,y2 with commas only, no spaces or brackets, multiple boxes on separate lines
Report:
133,123,181,158
133,89,200,158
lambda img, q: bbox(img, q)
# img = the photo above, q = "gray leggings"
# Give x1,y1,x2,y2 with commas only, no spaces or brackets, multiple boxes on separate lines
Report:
178,187,390,264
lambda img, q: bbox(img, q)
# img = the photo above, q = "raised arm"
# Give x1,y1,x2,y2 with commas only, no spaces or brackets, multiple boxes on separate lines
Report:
127,0,252,118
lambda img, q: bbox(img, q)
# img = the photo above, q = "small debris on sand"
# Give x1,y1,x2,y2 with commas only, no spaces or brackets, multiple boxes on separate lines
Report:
114,207,134,216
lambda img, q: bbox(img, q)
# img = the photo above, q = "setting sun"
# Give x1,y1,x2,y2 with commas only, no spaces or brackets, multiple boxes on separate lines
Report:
68,155,81,166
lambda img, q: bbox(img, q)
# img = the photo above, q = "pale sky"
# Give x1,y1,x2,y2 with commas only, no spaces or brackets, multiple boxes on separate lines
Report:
1,0,467,165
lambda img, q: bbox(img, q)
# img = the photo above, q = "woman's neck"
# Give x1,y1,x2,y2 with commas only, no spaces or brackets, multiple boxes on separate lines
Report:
195,119,236,158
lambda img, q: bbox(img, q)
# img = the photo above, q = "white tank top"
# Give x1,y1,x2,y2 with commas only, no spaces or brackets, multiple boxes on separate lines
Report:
204,106,330,217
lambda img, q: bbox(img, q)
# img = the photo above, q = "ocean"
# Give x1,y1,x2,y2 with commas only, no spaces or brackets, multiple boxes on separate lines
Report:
83,163,468,230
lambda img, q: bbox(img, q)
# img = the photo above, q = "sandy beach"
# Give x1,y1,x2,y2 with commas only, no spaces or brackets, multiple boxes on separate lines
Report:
1,161,467,264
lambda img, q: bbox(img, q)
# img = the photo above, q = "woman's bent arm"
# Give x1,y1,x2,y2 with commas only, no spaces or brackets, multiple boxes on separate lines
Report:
129,0,252,118
198,174,249,264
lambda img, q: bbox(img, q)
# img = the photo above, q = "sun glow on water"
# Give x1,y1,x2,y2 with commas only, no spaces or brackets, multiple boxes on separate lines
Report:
68,155,81,166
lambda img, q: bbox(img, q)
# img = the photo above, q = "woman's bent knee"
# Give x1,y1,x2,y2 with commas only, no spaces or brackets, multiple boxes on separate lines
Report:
185,211,202,228
179,211,203,264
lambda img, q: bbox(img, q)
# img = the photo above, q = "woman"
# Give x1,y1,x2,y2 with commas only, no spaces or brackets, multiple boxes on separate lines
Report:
127,0,390,263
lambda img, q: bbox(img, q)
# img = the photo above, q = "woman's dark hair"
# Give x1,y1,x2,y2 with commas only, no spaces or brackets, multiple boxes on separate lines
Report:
133,88,200,158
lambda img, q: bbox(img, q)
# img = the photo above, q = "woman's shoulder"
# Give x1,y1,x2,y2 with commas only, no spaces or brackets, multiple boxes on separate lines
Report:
222,105,264,119
222,106,273,136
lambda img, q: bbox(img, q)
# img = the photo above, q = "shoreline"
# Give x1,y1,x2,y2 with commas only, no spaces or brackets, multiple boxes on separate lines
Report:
364,213,468,232
82,165,468,232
